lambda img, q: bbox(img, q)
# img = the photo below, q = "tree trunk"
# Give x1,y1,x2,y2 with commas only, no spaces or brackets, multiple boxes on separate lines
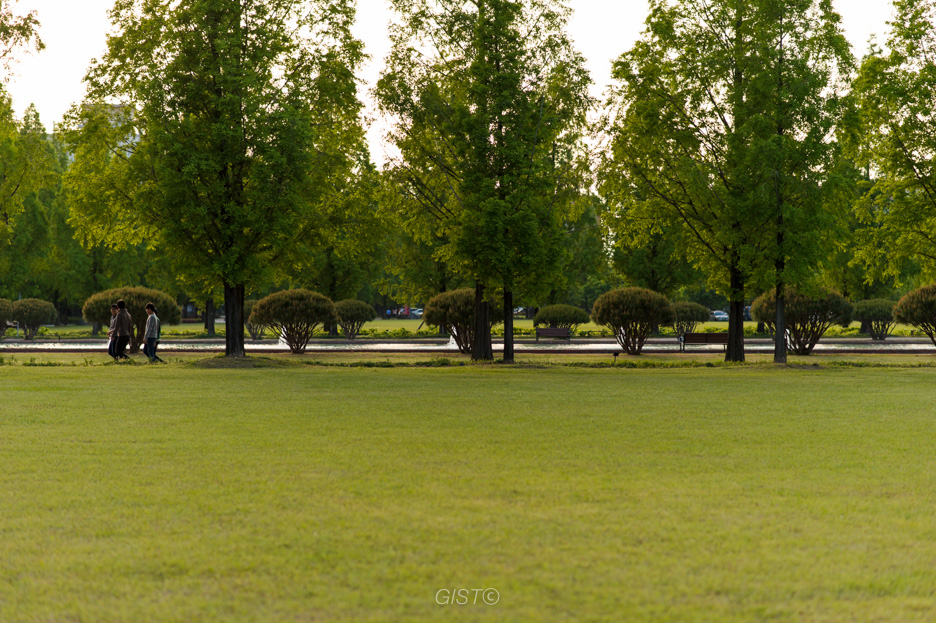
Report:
204,299,216,336
92,322,101,337
503,289,514,363
726,265,745,362
471,282,493,361
859,319,871,335
224,284,246,358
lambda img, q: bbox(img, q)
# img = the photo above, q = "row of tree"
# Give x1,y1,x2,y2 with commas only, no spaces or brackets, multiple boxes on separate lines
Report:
1,0,936,363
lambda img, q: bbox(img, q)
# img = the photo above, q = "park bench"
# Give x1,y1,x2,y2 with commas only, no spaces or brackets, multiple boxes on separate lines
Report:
680,332,728,352
535,327,571,341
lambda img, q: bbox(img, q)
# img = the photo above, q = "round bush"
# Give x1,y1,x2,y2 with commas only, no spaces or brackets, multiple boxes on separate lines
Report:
854,299,896,341
0,298,12,338
751,287,852,355
591,288,673,355
335,299,377,340
244,299,268,340
424,289,502,354
670,301,710,336
83,287,182,353
895,284,936,346
11,298,58,340
533,304,591,330
249,289,336,354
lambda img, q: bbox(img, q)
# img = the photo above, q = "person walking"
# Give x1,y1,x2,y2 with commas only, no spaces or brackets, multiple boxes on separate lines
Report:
107,303,119,360
143,303,164,363
113,299,132,361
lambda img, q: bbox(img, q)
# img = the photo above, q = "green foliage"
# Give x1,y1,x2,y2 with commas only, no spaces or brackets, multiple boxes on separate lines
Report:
533,305,590,330
0,296,11,332
243,300,266,340
751,287,852,355
853,299,897,341
599,0,854,361
894,284,936,347
64,0,367,357
82,287,181,352
335,299,376,340
424,289,502,355
11,298,56,339
377,0,593,359
850,1,936,282
670,302,710,336
0,2,43,76
591,288,673,355
250,290,336,354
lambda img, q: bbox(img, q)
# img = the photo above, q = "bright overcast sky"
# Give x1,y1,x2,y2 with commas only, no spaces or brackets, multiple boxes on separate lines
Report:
6,0,896,163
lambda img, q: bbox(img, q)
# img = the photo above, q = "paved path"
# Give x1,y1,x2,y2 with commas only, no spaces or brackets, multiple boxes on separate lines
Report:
1,337,934,354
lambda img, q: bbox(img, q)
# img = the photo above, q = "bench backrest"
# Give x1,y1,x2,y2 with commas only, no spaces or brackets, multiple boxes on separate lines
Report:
536,327,570,336
683,332,728,344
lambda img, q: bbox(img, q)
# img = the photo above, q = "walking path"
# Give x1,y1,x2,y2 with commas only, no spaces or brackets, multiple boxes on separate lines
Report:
1,336,934,354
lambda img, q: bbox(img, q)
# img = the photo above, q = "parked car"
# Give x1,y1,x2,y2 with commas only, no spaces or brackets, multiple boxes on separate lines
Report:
410,308,423,319
711,310,729,322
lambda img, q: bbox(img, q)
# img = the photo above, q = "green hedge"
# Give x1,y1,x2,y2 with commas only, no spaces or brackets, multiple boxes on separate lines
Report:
591,288,673,355
335,300,377,340
12,299,57,340
0,298,12,339
670,302,710,336
751,287,852,355
533,304,591,330
854,299,896,341
895,284,936,347
250,289,336,354
424,289,502,354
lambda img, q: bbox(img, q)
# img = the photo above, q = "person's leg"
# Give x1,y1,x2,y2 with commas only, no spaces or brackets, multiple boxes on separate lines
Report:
117,336,130,359
142,339,151,360
152,340,164,362
108,338,116,359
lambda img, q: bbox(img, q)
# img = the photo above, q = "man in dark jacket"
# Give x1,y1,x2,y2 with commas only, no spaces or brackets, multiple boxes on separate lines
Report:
113,299,133,360
107,304,119,360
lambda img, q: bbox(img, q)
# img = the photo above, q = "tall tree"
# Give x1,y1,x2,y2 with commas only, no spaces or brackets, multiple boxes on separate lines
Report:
0,99,56,295
377,0,592,362
851,0,936,283
599,0,852,361
65,0,367,357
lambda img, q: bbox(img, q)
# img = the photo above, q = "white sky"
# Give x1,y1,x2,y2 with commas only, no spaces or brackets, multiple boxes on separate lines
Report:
5,0,896,163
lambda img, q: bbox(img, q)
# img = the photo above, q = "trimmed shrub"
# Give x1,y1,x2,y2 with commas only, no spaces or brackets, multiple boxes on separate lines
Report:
670,301,710,336
424,289,502,354
83,287,182,353
751,287,852,355
533,304,591,330
335,299,377,340
895,284,936,346
244,299,268,340
249,289,336,354
854,299,897,341
591,288,674,355
0,298,12,338
11,299,58,340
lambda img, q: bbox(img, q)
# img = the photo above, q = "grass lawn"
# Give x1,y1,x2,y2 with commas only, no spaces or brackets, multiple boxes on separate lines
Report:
2,356,936,621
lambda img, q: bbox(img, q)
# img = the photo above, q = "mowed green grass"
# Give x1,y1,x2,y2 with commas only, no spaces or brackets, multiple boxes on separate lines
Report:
2,363,936,622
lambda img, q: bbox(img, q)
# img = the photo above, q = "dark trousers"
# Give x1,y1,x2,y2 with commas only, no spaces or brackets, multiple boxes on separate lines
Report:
143,338,162,361
108,338,117,359
115,335,130,359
